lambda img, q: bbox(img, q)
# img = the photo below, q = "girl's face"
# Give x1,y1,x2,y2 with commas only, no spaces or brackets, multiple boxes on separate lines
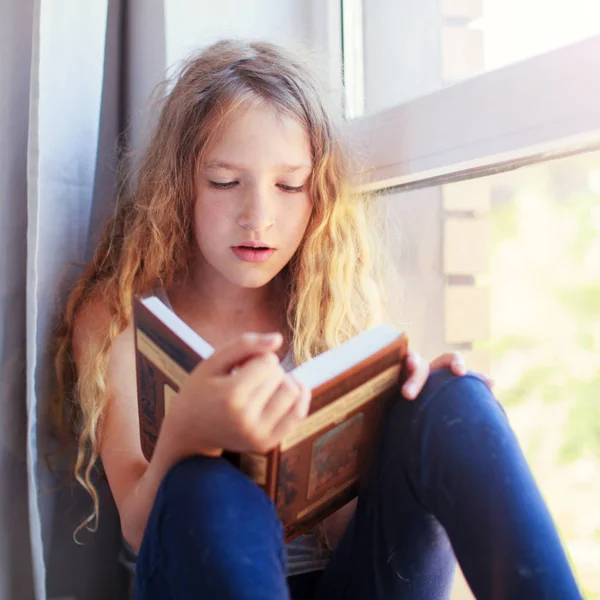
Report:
194,103,314,290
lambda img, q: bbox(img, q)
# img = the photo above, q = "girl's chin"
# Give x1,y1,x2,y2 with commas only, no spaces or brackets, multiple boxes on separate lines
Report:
227,271,280,289
199,256,285,289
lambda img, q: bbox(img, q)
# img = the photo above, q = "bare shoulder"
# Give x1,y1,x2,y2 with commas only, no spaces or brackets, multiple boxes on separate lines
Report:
71,293,135,377
72,292,147,507
72,294,110,366
70,292,138,424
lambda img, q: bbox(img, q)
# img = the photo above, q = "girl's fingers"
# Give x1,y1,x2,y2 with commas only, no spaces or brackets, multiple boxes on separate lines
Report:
401,350,419,399
259,376,297,431
430,351,465,372
428,352,452,371
480,373,495,389
402,349,495,404
233,352,285,414
405,349,418,369
269,376,310,443
430,351,494,387
210,331,282,375
289,374,311,420
270,395,305,443
450,355,467,376
402,352,430,400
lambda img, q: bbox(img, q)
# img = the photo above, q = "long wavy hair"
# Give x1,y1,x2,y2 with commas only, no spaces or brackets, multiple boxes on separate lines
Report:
50,39,396,536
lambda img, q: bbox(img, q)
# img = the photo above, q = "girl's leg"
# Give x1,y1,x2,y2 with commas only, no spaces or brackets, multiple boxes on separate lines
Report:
315,369,582,600
134,455,289,600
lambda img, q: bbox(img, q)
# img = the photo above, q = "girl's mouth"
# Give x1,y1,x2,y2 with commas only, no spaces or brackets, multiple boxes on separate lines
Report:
232,246,276,263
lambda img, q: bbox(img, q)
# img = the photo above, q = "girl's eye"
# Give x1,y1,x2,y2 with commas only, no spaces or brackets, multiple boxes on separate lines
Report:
209,181,305,193
209,181,237,189
279,184,305,193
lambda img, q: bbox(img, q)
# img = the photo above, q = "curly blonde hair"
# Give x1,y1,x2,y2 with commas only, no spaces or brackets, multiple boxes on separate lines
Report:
50,39,396,536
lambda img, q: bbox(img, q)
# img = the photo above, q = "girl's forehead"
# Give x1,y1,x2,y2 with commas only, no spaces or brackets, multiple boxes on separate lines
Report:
220,103,306,140
201,104,312,168
202,159,312,172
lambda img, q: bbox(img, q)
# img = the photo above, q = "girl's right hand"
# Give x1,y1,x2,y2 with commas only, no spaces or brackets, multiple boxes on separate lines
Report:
165,332,310,457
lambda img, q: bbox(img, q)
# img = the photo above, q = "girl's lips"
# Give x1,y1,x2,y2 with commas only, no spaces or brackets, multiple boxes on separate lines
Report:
232,247,275,263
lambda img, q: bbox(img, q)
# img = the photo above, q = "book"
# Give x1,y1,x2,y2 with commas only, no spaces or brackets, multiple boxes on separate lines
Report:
134,294,408,542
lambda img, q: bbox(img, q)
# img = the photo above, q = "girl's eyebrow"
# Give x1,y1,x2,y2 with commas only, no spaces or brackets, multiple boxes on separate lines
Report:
202,160,312,173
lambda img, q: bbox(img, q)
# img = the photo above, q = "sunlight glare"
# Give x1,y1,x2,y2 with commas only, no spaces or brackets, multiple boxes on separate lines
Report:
471,0,600,70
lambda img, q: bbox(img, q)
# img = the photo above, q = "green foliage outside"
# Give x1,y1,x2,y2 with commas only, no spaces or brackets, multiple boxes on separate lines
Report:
480,155,600,464
466,155,600,598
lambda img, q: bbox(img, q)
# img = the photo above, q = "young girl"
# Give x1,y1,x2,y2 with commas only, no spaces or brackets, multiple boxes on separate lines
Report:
52,39,582,599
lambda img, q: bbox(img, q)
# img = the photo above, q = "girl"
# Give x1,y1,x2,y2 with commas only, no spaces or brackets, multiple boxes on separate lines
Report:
52,39,581,599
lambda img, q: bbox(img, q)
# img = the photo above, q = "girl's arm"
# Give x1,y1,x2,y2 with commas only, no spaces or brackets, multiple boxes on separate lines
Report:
72,299,189,550
72,298,310,551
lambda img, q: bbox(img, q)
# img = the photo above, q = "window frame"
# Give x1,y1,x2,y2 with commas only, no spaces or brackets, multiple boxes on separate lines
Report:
343,31,600,193
309,0,344,113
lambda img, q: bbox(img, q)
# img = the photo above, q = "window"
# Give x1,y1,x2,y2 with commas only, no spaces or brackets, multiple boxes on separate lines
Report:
340,1,600,597
345,0,600,118
418,151,600,599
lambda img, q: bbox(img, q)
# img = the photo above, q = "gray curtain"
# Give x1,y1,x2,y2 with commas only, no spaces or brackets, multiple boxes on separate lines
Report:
27,1,120,598
0,0,35,597
1,0,166,597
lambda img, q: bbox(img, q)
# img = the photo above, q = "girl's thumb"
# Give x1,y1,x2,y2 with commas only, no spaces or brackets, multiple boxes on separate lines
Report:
211,332,282,374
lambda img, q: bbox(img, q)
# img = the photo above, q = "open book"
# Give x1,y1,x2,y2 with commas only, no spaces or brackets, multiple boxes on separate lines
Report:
134,295,408,541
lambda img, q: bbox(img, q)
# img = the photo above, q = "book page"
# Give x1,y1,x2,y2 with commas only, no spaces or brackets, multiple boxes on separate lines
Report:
292,324,402,390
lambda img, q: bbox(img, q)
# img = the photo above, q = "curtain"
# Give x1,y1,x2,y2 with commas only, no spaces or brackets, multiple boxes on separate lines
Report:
0,0,35,597
26,1,121,598
0,0,169,594
4,0,168,596
0,0,134,597
1,0,315,596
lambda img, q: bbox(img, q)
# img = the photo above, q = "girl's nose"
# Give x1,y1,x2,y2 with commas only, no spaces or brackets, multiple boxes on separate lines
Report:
237,186,275,232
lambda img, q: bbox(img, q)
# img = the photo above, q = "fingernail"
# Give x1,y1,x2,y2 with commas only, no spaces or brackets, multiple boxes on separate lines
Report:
404,383,416,398
260,332,281,344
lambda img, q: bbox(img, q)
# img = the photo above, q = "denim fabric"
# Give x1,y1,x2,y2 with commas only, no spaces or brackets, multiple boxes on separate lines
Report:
134,369,582,600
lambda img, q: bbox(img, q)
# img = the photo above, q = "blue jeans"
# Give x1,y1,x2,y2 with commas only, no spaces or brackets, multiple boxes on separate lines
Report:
134,369,582,599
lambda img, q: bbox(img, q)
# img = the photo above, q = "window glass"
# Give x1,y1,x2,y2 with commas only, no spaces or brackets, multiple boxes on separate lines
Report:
354,0,600,116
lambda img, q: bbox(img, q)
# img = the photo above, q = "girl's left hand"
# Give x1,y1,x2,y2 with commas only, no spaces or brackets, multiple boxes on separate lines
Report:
401,349,494,400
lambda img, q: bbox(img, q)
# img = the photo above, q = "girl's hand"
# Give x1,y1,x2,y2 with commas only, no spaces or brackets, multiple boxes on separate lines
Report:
401,350,494,400
167,332,311,456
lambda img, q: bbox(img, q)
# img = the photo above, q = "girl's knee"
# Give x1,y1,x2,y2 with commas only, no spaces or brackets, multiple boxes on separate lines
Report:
404,369,516,469
140,456,288,591
380,369,507,458
163,454,239,492
415,368,503,426
158,455,277,528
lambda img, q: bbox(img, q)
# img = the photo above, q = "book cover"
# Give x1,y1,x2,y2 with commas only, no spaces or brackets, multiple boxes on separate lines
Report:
134,294,408,541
